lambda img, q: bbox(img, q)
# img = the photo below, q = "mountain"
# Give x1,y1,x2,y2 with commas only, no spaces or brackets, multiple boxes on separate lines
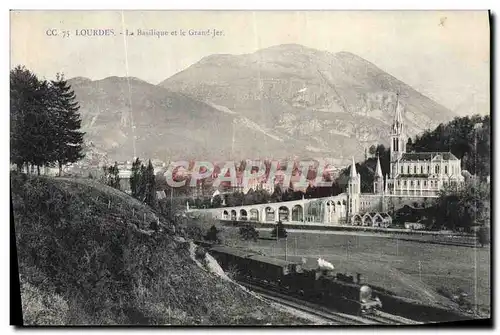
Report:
67,76,286,162
68,44,457,164
159,44,457,162
68,76,311,162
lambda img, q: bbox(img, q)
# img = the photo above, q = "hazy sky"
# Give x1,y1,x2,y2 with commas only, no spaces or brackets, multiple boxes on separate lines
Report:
11,10,490,114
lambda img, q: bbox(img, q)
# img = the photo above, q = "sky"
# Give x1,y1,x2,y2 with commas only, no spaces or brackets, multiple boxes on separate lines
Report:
10,10,490,115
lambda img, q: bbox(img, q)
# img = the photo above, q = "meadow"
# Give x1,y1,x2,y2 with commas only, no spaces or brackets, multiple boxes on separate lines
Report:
220,227,490,317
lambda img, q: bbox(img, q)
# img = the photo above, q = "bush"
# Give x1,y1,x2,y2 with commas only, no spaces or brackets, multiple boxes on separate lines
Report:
205,225,221,244
477,226,490,247
239,225,259,241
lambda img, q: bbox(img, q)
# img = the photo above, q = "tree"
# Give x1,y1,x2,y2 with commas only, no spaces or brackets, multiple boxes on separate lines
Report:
271,186,283,203
10,66,57,174
239,225,259,241
130,158,142,198
144,160,157,208
271,221,288,239
212,195,222,208
50,73,85,176
100,162,120,190
406,138,413,152
10,67,91,175
368,145,377,157
477,226,490,247
205,225,221,243
411,115,490,177
110,162,120,190
435,179,490,231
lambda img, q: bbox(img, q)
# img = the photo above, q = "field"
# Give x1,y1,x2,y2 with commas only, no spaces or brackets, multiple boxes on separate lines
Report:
219,227,491,317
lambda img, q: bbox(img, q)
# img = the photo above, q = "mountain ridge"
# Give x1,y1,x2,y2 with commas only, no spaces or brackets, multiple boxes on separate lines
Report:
67,44,457,164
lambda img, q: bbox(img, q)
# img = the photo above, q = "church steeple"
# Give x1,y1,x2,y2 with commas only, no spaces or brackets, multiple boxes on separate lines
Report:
390,91,406,177
392,92,404,135
373,155,384,194
375,155,383,178
350,156,357,178
347,157,361,220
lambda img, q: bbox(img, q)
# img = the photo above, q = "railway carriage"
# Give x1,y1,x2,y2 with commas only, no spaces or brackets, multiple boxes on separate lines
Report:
207,245,382,315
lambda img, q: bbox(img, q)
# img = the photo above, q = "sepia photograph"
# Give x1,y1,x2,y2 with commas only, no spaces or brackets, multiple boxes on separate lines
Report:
9,10,491,326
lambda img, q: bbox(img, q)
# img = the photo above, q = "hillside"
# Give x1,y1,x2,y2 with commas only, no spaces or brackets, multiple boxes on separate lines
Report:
11,173,308,325
160,44,457,161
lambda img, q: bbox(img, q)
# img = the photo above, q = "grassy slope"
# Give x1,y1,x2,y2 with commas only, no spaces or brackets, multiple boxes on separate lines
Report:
219,227,490,317
11,173,307,325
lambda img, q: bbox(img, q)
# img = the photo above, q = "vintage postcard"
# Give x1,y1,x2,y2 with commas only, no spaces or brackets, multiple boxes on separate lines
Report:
10,10,491,326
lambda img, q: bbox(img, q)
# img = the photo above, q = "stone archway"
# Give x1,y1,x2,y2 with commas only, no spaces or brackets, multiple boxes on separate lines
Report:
373,213,384,227
265,206,275,222
291,204,303,222
249,208,259,221
363,214,373,226
307,200,322,222
222,210,229,220
352,214,362,226
230,209,237,221
239,209,248,221
278,206,290,222
325,200,336,223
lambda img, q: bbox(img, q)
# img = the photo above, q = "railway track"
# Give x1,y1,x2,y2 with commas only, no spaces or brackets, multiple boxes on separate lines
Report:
362,311,422,325
240,280,422,325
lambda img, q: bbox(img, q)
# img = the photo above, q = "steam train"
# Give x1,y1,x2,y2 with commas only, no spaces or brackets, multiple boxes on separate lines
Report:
208,245,382,315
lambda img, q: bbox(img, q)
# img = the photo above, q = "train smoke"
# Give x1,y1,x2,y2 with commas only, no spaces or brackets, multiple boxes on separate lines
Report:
317,258,335,271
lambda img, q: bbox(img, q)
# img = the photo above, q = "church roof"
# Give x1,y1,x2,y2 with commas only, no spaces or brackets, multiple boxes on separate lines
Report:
400,152,459,162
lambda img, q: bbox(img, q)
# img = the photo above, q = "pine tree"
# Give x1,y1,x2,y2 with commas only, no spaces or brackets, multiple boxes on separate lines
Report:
138,163,147,201
111,161,120,190
51,73,85,176
144,160,157,208
101,165,110,185
10,66,56,173
130,158,142,198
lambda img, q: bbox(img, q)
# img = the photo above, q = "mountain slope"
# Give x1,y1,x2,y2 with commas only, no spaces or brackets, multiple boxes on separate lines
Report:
68,76,297,162
160,44,457,160
68,76,235,161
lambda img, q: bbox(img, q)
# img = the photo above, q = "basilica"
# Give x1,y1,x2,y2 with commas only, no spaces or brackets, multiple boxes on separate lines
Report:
200,95,464,226
347,94,464,220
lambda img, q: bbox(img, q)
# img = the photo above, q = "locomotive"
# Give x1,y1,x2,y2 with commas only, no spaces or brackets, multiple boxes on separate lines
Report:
208,245,382,315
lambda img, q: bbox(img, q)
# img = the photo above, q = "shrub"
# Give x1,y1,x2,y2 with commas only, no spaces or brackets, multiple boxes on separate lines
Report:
477,226,490,247
239,225,259,241
204,225,221,243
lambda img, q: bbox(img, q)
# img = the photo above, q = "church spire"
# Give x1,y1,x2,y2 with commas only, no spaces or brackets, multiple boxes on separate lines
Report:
392,91,403,134
375,155,383,178
350,157,357,178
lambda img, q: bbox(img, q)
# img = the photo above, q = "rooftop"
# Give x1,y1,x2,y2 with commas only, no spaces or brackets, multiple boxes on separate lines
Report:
400,152,459,162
